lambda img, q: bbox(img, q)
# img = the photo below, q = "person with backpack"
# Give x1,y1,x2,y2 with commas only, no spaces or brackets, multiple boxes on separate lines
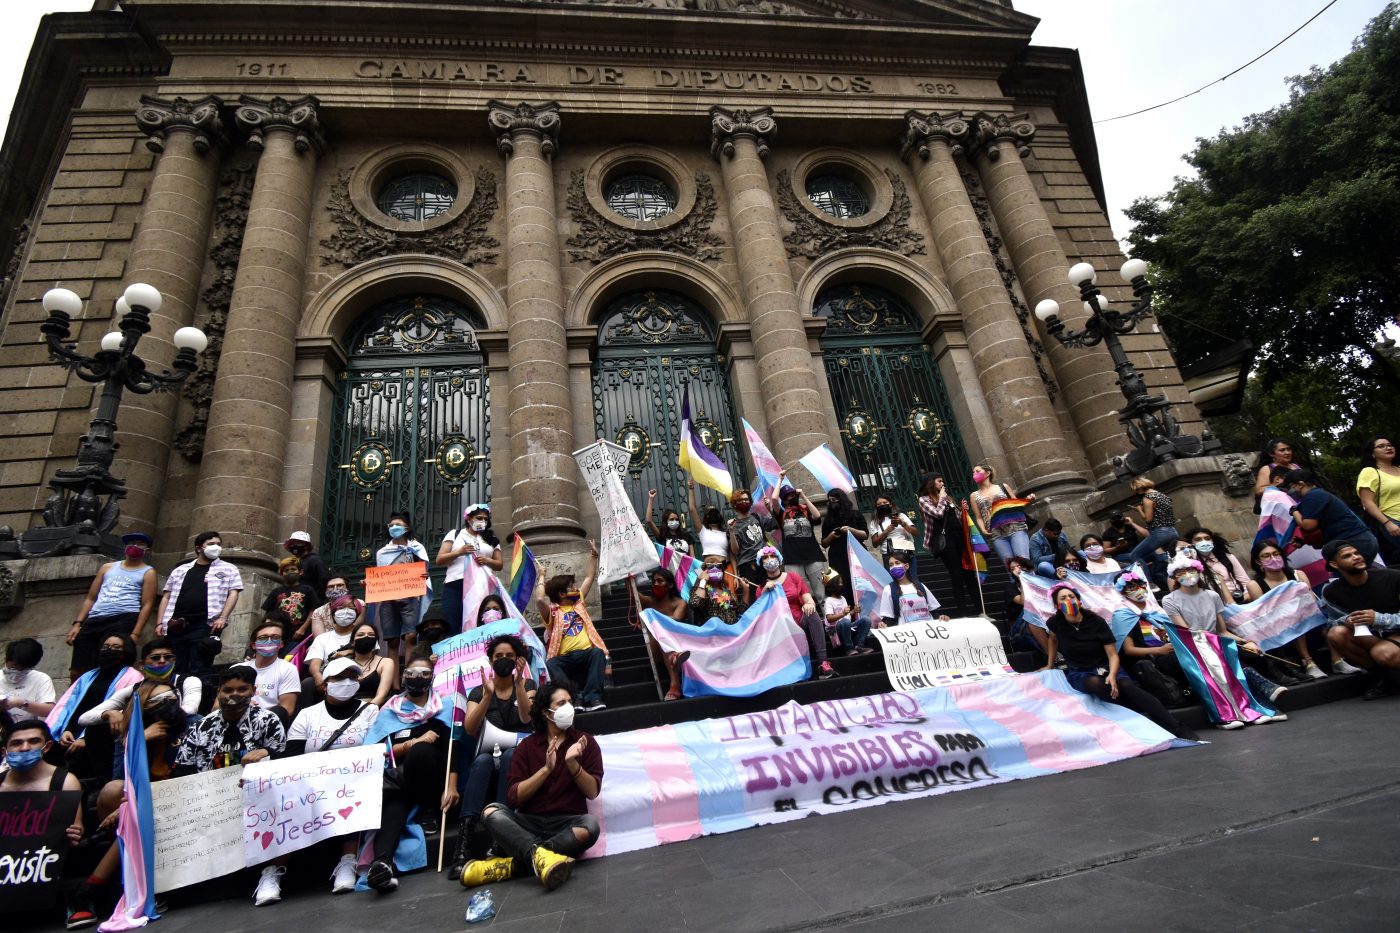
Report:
875,551,951,627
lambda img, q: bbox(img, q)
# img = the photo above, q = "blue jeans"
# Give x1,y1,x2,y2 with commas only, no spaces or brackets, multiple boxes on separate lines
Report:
546,647,607,706
836,615,871,650
458,745,516,820
1128,527,1178,587
991,530,1030,565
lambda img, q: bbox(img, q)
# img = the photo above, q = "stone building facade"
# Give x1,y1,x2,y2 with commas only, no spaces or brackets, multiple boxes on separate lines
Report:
0,0,1220,671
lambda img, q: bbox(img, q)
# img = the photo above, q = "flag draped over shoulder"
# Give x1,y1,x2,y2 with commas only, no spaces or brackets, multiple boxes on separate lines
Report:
742,418,782,517
846,537,892,626
640,588,810,697
47,666,143,736
656,542,702,600
98,699,159,931
678,382,733,496
508,533,538,613
1221,579,1328,651
960,504,988,582
1258,487,1328,586
460,556,548,682
798,443,855,494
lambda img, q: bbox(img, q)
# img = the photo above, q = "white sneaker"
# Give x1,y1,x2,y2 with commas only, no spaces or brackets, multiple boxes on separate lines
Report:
331,854,358,894
1216,720,1245,730
1302,661,1328,680
1268,685,1289,703
1251,714,1275,724
254,866,285,906
1267,712,1288,722
1334,660,1366,675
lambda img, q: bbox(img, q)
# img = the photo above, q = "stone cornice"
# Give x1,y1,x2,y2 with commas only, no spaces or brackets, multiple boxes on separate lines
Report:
134,94,229,155
899,109,971,162
969,110,1035,162
234,94,326,155
487,100,562,157
710,105,777,160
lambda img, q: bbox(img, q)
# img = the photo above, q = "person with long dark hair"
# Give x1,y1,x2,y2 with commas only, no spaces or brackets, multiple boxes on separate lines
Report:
1185,526,1259,606
774,476,826,605
437,503,504,632
1250,538,1327,681
918,473,979,615
636,568,691,700
646,489,695,556
820,488,867,605
1287,470,1380,565
1356,434,1400,563
1253,437,1307,501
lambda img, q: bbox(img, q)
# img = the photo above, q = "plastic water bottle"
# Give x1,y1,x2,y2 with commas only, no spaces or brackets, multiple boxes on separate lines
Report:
465,889,497,923
491,742,501,771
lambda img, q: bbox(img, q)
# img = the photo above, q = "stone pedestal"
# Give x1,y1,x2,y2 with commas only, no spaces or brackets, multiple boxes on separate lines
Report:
1085,453,1258,544
0,555,125,691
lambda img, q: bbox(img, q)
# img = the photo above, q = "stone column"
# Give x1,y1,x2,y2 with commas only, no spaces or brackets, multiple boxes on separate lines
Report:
113,96,228,539
900,112,1090,494
709,106,831,473
487,101,582,544
189,96,325,564
971,112,1125,483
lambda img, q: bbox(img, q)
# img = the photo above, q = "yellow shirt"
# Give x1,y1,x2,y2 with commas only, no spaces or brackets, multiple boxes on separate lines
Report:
555,606,593,655
1357,467,1400,519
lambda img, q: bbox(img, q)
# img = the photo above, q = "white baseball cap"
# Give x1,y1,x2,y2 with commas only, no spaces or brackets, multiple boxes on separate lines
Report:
322,657,361,680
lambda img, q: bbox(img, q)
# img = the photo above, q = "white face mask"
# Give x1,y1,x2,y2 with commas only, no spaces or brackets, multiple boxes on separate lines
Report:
203,544,222,560
471,520,486,532
550,701,576,731
2,668,25,686
667,520,680,531
326,680,359,701
762,558,781,572
333,608,357,627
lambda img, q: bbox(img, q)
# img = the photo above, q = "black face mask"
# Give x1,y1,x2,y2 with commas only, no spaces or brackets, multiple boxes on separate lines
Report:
420,628,447,646
353,636,377,654
403,677,431,696
876,504,892,517
492,656,516,679
98,647,124,667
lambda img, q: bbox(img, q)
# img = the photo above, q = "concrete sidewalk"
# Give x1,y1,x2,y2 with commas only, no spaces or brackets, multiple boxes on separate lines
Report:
71,696,1400,932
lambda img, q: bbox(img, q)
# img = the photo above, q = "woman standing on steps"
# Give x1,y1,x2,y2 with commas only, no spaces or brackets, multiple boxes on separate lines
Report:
437,503,504,633
646,489,694,556
968,463,1035,566
919,473,978,616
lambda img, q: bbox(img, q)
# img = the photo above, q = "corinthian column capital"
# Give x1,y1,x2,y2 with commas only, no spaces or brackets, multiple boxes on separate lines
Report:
487,101,562,157
970,111,1037,162
234,95,326,155
709,105,777,160
134,95,229,155
899,110,972,162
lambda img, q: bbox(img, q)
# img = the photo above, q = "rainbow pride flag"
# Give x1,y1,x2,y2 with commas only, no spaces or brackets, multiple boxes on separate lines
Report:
742,418,782,517
961,503,989,582
798,442,855,494
508,532,538,612
99,698,159,931
678,382,733,496
986,497,1032,531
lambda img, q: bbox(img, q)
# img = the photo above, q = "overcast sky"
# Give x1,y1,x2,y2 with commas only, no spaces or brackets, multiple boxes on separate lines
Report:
0,0,1389,250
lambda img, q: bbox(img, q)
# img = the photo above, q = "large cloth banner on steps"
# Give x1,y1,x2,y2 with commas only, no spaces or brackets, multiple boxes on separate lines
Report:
586,671,1185,858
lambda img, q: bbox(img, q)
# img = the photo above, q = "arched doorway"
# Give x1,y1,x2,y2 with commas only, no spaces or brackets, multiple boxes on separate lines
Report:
590,290,747,522
816,283,973,510
320,295,490,577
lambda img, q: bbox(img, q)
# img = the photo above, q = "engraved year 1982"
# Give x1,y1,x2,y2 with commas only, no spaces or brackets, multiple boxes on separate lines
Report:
915,81,959,95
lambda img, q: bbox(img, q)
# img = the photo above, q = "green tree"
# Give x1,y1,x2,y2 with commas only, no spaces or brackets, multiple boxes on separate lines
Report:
1126,3,1400,492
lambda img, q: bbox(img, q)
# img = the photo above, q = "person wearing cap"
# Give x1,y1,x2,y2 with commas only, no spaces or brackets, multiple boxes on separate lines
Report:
260,556,321,633
283,530,331,604
1321,539,1400,700
68,531,158,681
436,502,503,633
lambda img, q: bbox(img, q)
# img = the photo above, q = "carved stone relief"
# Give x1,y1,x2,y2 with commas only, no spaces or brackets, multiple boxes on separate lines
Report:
565,169,724,264
776,168,925,259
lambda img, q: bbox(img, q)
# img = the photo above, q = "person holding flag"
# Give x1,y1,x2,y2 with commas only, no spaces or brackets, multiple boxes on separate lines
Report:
635,569,691,700
968,463,1036,565
677,382,733,498
690,555,752,625
437,504,504,633
758,545,836,680
727,487,775,588
507,533,540,614
958,500,991,614
876,551,951,628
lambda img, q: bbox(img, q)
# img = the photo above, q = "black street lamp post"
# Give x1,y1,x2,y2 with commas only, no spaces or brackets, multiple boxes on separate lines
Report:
1034,259,1221,481
7,283,207,558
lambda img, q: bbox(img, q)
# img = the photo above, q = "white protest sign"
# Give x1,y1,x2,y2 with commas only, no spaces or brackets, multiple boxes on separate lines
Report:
871,617,1014,690
574,439,658,584
152,767,244,893
240,745,384,864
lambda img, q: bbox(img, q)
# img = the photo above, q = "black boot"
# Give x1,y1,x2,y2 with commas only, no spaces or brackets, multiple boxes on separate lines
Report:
447,818,472,881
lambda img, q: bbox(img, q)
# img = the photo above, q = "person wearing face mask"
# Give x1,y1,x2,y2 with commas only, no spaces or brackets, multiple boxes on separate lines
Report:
636,569,692,700
284,656,377,897
51,634,142,783
725,487,774,589
246,620,301,725
0,720,88,928
415,613,452,665
307,595,367,695
539,541,610,712
1053,547,1086,580
78,639,202,749
156,531,244,678
375,512,433,667
1161,554,1286,728
646,490,695,556
687,479,733,566
283,530,331,604
771,473,827,605
918,473,980,616
968,463,1035,565
820,489,867,606
690,557,751,625
362,656,454,893
1251,538,1329,680
868,492,917,572
346,621,396,708
464,680,602,891
1078,534,1121,574
445,635,537,878
297,577,363,640
69,531,158,682
877,551,952,629
2,638,55,725
437,504,504,633
1112,571,1189,707
1041,584,1197,740
1186,526,1259,606
758,544,837,680
260,557,321,632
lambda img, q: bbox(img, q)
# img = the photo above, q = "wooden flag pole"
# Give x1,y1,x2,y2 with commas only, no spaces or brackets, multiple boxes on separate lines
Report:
629,577,667,700
436,726,455,873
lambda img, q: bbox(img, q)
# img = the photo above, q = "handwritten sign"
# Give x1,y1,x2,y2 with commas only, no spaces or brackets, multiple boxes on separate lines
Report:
0,791,80,910
871,617,1014,690
431,621,518,699
364,563,428,603
240,745,384,863
152,768,244,893
574,440,658,584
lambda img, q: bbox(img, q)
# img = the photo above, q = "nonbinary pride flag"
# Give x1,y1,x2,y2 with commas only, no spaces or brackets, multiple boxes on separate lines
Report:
678,382,733,496
798,443,855,494
508,533,539,613
742,418,783,517
847,535,893,626
99,699,159,931
640,587,810,697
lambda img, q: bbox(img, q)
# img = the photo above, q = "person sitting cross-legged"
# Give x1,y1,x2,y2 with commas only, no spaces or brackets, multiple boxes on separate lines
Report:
1321,540,1400,700
462,679,602,892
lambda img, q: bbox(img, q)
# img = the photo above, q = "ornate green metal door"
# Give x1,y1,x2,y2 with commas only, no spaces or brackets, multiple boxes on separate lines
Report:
321,296,490,579
816,284,973,511
590,291,747,522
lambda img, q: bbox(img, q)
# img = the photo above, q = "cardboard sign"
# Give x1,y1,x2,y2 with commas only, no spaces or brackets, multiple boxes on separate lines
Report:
240,745,385,863
364,562,428,603
871,617,1014,690
0,791,80,910
152,768,244,893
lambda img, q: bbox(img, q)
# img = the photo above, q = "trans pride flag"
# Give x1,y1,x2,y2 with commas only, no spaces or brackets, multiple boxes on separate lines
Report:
656,542,702,601
798,443,855,494
508,533,539,613
847,536,893,626
1221,579,1328,651
47,666,143,736
742,418,782,517
678,382,733,497
639,587,810,698
99,698,159,931
1257,487,1328,586
1165,623,1276,725
961,503,989,582
459,555,548,681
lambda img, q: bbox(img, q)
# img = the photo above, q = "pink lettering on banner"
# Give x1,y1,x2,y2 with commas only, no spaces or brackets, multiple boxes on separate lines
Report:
239,745,384,864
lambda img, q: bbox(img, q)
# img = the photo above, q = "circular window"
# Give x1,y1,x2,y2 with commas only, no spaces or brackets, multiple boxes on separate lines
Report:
806,175,870,219
605,174,678,222
375,172,458,223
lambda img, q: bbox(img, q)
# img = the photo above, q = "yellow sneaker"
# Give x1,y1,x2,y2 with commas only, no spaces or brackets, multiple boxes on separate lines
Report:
460,856,515,888
531,846,575,890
